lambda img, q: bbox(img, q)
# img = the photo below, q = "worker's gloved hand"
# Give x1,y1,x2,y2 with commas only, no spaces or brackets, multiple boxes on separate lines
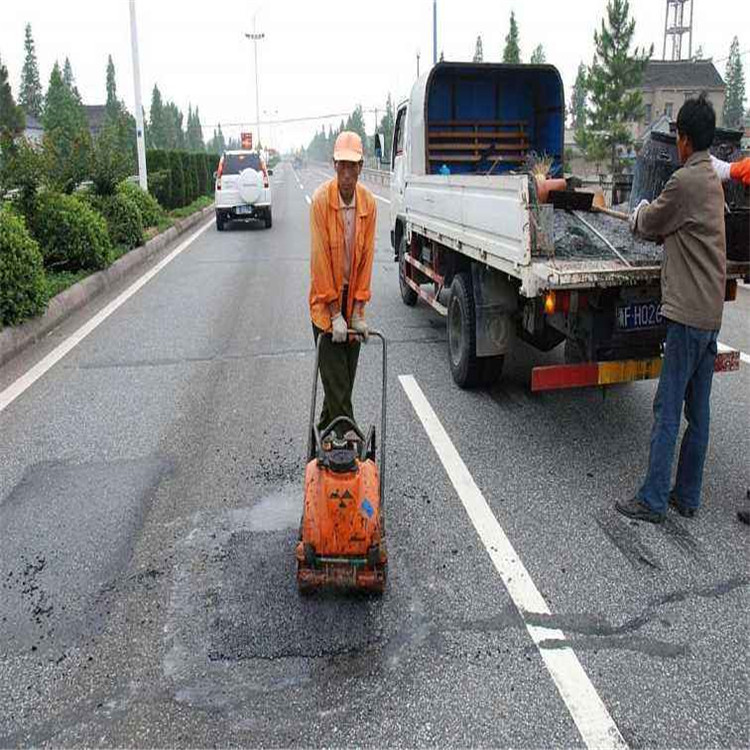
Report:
350,312,369,342
729,157,750,186
331,312,348,344
710,154,732,182
629,199,649,235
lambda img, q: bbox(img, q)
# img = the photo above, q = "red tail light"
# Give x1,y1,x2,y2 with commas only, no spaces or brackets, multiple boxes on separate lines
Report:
216,157,224,190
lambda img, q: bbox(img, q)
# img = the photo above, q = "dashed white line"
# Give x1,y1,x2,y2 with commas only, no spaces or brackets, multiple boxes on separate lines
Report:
305,195,312,205
0,219,214,414
373,194,391,204
399,374,627,750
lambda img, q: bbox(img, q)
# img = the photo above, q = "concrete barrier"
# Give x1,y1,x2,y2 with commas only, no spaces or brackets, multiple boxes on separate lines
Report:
0,205,215,368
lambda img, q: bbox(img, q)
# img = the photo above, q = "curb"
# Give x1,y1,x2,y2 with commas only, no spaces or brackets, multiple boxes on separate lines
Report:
0,205,215,368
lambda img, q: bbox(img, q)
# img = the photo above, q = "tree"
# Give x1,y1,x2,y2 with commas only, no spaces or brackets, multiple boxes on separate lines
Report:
0,55,25,137
530,44,546,64
42,62,92,192
345,105,367,150
207,123,226,154
19,23,44,118
163,102,185,149
570,62,587,130
185,105,205,151
105,55,118,119
585,0,651,175
723,36,746,130
473,36,484,63
62,57,81,101
148,85,166,148
379,93,395,161
503,11,521,63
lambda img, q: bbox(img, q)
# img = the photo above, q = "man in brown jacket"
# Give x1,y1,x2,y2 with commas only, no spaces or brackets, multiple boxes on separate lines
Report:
616,94,726,524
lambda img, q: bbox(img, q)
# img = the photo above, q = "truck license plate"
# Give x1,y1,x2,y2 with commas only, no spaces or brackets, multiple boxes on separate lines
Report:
235,205,252,215
617,300,663,331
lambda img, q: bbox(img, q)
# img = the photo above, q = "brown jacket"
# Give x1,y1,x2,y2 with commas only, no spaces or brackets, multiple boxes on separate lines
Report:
309,179,377,331
636,151,726,331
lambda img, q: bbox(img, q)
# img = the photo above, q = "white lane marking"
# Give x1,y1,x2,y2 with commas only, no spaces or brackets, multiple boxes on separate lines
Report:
718,341,750,365
399,374,627,750
373,193,391,204
305,195,312,205
0,219,214,414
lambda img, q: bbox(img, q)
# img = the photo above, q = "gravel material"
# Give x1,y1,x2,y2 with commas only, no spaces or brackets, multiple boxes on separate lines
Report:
551,209,663,264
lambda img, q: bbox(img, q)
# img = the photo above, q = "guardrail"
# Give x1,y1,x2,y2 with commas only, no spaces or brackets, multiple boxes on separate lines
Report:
306,160,392,189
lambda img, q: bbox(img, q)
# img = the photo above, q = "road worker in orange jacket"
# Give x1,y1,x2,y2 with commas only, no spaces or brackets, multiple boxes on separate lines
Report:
308,131,377,438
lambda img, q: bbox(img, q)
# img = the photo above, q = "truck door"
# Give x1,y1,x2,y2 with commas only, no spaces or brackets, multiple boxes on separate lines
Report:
390,104,408,236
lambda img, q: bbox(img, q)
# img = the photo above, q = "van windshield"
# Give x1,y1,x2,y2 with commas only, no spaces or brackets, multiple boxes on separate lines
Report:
223,153,262,174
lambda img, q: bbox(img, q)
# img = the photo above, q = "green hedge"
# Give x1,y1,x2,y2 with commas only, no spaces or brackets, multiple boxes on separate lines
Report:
0,206,48,327
118,181,164,227
31,192,113,272
146,150,172,209
168,150,186,209
193,153,208,197
86,192,144,250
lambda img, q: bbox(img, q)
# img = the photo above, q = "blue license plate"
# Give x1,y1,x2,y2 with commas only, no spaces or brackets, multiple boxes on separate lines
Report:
617,300,663,330
235,205,253,215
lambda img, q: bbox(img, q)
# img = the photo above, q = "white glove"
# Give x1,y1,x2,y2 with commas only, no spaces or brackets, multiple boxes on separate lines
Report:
331,312,347,343
710,154,731,183
629,199,649,235
350,312,369,342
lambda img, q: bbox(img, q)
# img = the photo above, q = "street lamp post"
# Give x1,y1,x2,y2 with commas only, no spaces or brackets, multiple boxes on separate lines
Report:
128,0,147,190
244,25,265,150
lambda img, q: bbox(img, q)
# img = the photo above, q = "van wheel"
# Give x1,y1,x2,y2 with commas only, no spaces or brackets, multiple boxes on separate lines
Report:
216,213,225,231
447,272,483,388
398,235,418,306
264,209,273,229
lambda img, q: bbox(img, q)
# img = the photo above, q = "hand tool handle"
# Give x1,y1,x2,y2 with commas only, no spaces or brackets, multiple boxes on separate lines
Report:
592,205,630,222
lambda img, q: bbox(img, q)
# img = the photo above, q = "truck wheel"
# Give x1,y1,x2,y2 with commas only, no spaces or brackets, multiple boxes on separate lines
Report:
216,212,225,231
398,235,418,307
447,272,482,388
264,209,273,229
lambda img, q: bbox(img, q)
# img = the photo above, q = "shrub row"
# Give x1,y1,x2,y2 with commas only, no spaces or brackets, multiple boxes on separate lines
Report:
145,150,217,210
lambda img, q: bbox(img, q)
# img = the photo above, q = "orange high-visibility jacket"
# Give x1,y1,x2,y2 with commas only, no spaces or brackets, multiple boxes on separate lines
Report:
309,178,377,331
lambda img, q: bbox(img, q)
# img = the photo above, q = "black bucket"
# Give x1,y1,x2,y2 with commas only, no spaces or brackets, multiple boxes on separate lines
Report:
726,209,750,263
629,131,679,209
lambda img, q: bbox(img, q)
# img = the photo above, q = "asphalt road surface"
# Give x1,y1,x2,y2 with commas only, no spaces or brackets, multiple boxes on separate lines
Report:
1,161,748,748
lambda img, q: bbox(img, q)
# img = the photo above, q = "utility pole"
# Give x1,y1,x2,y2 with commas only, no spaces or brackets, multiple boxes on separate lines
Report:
245,19,265,150
128,0,147,190
433,0,437,65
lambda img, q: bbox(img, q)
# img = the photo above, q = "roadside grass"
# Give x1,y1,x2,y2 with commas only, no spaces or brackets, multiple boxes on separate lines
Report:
43,199,213,299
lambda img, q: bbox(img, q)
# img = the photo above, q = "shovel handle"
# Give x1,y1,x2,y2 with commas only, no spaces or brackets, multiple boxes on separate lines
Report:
592,205,630,222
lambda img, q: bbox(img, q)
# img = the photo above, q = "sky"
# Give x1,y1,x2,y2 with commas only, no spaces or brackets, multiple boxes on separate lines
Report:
0,0,747,152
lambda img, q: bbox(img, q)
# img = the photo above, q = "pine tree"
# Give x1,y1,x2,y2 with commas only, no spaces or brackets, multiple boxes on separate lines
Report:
530,44,546,64
19,23,44,118
345,105,368,151
0,55,26,136
570,62,589,152
473,36,484,63
586,0,651,175
723,36,746,130
62,57,81,101
503,11,521,63
149,85,166,148
185,105,205,151
43,61,92,192
105,55,118,118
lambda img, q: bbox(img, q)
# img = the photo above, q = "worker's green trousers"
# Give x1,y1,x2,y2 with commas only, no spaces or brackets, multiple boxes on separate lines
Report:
312,324,361,437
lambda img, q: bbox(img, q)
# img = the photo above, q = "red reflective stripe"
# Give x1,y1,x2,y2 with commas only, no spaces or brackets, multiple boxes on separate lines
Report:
531,363,600,392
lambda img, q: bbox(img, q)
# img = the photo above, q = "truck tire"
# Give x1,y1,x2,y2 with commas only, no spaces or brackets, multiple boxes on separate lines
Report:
448,272,483,388
398,235,418,307
264,208,273,229
216,212,225,231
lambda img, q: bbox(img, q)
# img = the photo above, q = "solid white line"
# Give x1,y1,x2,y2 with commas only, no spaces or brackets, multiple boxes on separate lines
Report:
373,193,391,204
305,195,312,205
399,374,627,750
718,340,750,365
0,219,214,415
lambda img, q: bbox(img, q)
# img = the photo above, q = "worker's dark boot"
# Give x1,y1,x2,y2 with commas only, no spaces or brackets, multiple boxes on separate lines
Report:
669,493,696,518
615,497,665,524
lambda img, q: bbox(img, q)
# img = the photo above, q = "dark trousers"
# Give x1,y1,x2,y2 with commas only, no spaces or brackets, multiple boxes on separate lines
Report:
312,321,361,436
638,320,718,513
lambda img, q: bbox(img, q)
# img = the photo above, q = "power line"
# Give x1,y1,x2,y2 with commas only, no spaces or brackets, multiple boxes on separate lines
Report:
712,48,750,64
203,107,382,131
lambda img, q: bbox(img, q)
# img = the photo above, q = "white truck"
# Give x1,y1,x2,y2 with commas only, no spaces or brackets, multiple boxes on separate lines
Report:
389,62,745,391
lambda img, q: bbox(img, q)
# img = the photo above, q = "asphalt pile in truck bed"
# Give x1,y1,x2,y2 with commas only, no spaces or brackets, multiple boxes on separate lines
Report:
551,209,663,264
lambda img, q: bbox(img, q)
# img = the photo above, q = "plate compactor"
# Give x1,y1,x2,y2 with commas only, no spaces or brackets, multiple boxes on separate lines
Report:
296,330,388,594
